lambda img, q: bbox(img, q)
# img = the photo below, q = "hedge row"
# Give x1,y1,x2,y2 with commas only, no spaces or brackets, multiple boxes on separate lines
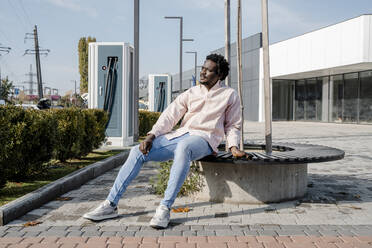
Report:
0,106,108,188
0,108,162,189
139,110,161,137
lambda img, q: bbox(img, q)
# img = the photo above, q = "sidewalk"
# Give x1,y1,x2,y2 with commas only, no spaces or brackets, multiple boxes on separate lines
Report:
1,122,372,247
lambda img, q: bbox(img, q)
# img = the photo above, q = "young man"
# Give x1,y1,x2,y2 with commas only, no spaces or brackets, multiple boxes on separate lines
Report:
83,53,246,228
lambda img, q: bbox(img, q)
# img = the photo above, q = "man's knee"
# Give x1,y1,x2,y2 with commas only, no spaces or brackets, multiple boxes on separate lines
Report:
174,141,193,158
129,145,144,159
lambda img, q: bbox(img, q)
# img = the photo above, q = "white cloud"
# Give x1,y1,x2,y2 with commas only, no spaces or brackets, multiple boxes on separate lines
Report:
43,0,98,18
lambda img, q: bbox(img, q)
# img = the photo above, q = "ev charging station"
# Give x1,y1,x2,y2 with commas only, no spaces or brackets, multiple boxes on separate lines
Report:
148,74,172,112
88,42,134,147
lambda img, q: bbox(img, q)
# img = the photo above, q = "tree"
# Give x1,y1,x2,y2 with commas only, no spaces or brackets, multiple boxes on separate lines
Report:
0,77,14,103
78,36,96,94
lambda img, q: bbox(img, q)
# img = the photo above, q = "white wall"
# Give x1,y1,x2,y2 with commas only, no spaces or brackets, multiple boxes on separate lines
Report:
269,15,372,78
258,15,372,122
363,15,372,62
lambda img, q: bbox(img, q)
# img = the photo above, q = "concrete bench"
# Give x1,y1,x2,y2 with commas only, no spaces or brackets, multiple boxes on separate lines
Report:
195,143,345,204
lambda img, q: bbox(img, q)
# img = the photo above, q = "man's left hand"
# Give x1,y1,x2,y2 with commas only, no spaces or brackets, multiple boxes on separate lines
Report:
230,146,246,158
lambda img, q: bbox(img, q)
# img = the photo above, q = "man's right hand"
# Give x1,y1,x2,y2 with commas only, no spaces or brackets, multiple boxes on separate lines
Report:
139,134,156,155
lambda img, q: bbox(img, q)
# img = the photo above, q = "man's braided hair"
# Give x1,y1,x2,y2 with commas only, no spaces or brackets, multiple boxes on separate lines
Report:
206,53,230,81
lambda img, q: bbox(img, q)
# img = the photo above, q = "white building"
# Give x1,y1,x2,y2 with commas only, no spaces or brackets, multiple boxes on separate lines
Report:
269,14,372,124
173,14,372,124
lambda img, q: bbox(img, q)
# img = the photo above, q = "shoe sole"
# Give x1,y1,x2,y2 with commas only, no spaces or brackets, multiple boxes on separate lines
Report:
149,219,168,229
149,224,167,229
83,213,118,221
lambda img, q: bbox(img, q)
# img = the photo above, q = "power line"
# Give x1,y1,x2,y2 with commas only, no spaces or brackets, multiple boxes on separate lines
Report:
0,45,11,55
0,56,20,82
17,0,33,27
24,25,50,99
0,28,14,46
7,0,29,32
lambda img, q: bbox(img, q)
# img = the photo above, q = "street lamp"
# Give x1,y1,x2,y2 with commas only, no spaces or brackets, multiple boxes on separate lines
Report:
164,16,194,94
185,51,197,82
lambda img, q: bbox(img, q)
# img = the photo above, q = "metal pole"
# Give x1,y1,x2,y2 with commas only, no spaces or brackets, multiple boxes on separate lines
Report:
34,25,43,99
224,0,231,86
133,0,140,141
186,51,197,81
180,17,183,93
261,0,272,154
194,52,197,81
165,16,194,94
237,0,244,150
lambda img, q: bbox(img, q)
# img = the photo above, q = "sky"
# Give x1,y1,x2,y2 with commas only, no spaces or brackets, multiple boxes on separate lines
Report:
0,0,371,95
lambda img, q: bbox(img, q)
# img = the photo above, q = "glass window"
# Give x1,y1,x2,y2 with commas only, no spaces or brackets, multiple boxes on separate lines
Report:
331,75,343,123
272,80,294,121
305,78,322,121
295,80,305,120
343,72,358,123
359,71,372,123
305,78,316,120
317,76,328,121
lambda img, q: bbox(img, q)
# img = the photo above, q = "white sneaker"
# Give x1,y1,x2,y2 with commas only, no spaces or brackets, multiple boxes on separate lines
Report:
83,200,118,221
149,205,170,229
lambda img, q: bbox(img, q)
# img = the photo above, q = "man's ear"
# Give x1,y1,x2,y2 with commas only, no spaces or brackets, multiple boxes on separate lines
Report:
218,73,224,81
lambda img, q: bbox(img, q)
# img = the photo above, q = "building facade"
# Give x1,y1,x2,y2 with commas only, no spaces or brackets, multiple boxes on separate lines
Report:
172,14,372,124
270,14,372,124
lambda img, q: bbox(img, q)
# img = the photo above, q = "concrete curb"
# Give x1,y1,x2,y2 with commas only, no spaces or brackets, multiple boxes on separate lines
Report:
0,150,130,226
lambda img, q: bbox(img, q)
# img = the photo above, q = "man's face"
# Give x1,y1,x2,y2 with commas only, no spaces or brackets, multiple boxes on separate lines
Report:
199,60,220,88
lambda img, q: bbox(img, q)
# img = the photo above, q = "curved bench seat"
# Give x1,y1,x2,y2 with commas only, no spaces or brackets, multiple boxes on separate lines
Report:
193,143,344,204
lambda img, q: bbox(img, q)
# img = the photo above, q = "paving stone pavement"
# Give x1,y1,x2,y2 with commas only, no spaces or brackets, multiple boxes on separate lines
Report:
1,122,372,247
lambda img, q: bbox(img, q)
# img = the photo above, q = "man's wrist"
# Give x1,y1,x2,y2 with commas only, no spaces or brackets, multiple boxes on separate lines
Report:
145,133,156,141
230,146,238,151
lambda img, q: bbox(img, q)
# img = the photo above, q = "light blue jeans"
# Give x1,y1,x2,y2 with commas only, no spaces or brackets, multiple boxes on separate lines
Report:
107,133,213,208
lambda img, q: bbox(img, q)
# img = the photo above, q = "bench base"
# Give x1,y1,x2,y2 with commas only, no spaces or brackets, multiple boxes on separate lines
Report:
193,161,308,204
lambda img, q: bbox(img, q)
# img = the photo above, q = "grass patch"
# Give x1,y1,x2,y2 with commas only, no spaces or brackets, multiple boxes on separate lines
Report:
150,161,203,197
0,150,121,206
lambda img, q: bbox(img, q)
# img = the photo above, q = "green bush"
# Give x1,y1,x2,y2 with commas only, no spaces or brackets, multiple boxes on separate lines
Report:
79,109,108,157
53,108,108,162
0,106,108,188
139,110,161,136
53,108,86,162
90,109,109,148
0,105,20,187
18,109,57,179
150,161,203,196
0,106,56,182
